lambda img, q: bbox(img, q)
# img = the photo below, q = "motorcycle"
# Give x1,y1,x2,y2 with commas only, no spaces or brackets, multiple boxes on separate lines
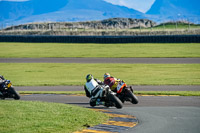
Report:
0,80,20,100
116,81,138,104
100,85,123,109
85,85,123,109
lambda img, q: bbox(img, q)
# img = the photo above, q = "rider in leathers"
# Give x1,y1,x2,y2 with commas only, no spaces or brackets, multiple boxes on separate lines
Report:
84,74,109,107
0,75,5,97
103,73,127,94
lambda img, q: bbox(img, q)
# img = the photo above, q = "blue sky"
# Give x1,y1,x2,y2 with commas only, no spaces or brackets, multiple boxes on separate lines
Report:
1,0,155,13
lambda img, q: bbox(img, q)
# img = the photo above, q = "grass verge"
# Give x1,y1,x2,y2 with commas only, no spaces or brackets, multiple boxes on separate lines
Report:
19,91,200,96
151,23,200,30
0,100,109,133
0,43,199,58
1,63,199,86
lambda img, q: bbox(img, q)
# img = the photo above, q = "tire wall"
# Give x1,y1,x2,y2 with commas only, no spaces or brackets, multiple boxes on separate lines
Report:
0,35,200,43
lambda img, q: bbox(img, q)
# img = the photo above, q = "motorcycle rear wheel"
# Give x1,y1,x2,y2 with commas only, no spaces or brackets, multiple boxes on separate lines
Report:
108,93,123,109
126,90,138,104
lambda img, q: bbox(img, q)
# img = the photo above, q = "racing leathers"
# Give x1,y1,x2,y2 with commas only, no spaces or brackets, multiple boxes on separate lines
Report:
0,75,5,97
104,76,120,92
104,76,127,93
84,78,106,106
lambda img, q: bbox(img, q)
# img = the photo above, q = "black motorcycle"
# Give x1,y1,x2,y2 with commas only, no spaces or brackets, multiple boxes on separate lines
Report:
101,85,123,109
85,85,123,109
0,80,20,100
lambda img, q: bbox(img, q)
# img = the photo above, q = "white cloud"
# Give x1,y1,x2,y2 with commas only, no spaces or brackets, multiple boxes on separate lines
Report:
103,0,155,13
0,0,29,2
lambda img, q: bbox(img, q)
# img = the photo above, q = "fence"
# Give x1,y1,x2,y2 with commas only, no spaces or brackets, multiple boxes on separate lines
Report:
0,35,200,43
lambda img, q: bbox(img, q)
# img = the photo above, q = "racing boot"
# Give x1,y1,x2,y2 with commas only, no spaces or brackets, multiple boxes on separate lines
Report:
96,98,105,106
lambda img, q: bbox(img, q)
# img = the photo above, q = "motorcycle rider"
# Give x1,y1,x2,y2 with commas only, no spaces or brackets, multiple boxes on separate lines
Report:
103,73,127,93
0,75,5,97
104,73,138,104
84,74,109,107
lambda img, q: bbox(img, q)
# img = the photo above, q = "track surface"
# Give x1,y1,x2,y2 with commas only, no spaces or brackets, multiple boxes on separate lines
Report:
20,94,200,133
18,84,200,133
1,57,200,64
2,57,200,132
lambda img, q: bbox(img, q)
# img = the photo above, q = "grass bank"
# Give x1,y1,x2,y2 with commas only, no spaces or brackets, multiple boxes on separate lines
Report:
151,23,200,30
19,91,200,96
0,63,199,86
0,43,199,58
0,101,109,133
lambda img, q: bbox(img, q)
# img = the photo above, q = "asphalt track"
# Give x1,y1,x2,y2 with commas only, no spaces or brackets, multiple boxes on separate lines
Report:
17,85,200,133
2,57,200,133
20,94,200,133
1,57,200,64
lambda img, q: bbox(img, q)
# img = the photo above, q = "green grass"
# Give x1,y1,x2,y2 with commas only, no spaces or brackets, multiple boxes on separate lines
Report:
1,63,199,86
152,23,200,29
0,101,109,133
0,43,200,58
19,91,200,96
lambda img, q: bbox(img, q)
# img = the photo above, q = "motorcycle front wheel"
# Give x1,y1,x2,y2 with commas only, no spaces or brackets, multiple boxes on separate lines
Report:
108,93,123,109
9,87,20,100
126,89,138,104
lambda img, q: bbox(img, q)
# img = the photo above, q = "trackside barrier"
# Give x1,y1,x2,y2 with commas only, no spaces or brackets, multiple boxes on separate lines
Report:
0,35,200,43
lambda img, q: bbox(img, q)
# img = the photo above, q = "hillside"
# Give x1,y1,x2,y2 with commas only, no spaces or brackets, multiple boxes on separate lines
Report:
1,18,200,36
0,0,68,21
147,0,200,22
1,0,199,29
0,0,145,27
4,18,156,30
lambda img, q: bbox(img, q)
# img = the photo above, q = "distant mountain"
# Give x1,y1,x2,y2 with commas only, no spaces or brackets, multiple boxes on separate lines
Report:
1,0,200,28
146,0,200,22
0,0,146,27
0,0,68,21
